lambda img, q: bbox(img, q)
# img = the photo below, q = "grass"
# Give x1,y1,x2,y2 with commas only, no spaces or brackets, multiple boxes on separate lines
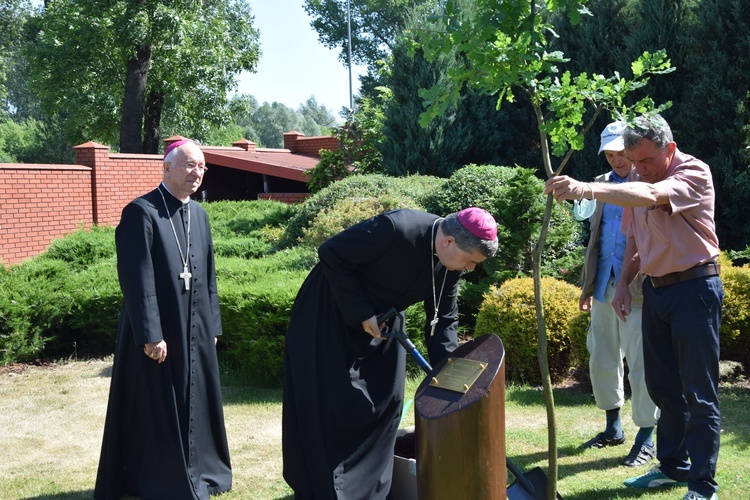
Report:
0,359,748,499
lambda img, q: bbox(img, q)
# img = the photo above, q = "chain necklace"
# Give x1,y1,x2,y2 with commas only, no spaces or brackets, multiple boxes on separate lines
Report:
430,218,448,336
159,186,192,291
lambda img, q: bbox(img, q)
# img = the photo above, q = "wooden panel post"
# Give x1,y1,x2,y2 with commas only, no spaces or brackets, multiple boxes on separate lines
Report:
414,334,507,499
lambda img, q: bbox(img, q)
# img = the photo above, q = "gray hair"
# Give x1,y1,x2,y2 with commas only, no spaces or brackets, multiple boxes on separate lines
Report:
623,114,673,150
440,212,498,258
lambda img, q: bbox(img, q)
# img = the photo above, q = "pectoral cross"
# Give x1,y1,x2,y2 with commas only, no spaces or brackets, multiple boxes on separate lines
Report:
430,316,439,337
180,265,192,291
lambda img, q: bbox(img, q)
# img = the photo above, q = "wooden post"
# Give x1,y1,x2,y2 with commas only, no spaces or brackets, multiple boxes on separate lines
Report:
414,334,507,499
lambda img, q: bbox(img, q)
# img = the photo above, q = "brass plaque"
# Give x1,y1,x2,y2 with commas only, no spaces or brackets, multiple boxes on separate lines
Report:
428,357,487,393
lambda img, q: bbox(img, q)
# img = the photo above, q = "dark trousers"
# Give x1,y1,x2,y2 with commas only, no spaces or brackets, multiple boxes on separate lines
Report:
642,275,723,496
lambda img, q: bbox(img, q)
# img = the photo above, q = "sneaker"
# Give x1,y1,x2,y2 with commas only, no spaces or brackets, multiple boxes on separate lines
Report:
683,491,718,500
623,465,687,489
622,442,656,467
581,431,626,449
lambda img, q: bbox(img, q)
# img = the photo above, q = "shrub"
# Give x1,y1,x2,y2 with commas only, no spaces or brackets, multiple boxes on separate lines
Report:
475,277,586,385
215,248,316,385
42,225,116,270
301,194,423,248
719,253,750,368
279,174,445,248
63,256,122,355
206,200,297,258
0,259,75,364
425,164,582,279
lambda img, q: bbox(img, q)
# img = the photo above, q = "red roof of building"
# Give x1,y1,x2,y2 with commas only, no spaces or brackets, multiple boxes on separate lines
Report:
202,146,319,183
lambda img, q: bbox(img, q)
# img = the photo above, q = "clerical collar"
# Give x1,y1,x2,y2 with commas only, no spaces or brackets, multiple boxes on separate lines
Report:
159,183,190,205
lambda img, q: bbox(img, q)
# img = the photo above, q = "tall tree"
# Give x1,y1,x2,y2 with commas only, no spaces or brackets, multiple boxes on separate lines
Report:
677,0,750,251
0,0,34,118
298,96,337,130
25,0,261,153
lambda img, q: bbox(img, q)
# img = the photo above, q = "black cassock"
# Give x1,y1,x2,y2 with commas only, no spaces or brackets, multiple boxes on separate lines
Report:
283,209,462,499
95,185,231,499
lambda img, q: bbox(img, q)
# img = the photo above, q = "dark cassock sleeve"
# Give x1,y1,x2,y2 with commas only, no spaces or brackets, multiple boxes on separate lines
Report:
317,210,461,365
196,206,223,337
115,201,163,346
317,213,399,326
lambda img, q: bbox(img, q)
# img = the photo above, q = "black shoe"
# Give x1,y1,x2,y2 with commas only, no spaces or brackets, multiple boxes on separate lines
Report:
581,431,626,449
622,442,656,467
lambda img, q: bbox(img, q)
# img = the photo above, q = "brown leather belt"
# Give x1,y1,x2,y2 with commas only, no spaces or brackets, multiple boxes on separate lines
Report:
649,261,720,288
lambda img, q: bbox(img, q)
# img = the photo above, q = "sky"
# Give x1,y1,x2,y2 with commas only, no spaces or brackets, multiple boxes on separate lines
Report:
237,1,368,115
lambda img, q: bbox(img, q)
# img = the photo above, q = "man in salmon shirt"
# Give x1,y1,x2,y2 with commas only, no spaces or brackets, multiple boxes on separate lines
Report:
545,114,723,500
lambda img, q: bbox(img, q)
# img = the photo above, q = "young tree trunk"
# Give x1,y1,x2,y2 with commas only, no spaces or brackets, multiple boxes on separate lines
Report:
119,44,151,153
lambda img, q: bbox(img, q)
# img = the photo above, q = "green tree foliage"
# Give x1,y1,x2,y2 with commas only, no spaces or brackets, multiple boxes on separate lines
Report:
0,0,33,117
298,96,338,131
25,0,261,153
252,101,317,148
304,0,423,71
198,94,338,148
305,110,383,193
378,2,538,176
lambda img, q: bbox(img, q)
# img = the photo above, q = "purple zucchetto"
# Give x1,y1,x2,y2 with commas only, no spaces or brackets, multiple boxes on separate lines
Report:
163,139,191,160
457,207,497,241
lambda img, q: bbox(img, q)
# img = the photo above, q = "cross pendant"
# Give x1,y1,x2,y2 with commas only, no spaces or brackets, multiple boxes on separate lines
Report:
430,317,439,337
180,266,192,291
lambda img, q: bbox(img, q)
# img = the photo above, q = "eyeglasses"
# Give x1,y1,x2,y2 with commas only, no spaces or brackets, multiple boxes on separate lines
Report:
180,163,208,173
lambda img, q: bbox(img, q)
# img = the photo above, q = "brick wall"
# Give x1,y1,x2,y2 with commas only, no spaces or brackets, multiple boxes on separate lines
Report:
0,164,93,264
74,142,163,226
284,131,340,156
1,135,322,266
1,143,164,266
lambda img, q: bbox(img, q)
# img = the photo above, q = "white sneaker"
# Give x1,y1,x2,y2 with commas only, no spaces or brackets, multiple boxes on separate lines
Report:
683,491,718,500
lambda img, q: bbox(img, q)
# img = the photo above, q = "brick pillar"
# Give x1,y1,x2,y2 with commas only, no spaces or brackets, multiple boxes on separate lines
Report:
232,138,257,152
73,142,110,225
283,130,304,152
163,135,188,153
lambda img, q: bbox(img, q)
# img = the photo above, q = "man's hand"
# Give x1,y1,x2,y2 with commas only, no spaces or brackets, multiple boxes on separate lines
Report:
611,286,632,322
362,315,383,339
579,294,593,312
545,175,586,203
144,340,167,363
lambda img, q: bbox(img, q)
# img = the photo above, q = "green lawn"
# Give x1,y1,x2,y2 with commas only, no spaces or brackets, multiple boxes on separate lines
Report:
0,359,747,499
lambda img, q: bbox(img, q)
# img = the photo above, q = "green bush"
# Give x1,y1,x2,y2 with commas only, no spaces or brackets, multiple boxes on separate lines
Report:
206,200,296,258
301,194,423,248
475,276,586,385
42,225,116,270
215,248,316,385
279,174,445,248
719,253,750,368
425,164,583,279
63,256,122,355
0,259,75,364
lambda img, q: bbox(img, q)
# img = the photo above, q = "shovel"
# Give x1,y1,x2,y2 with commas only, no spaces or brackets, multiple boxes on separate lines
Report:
377,307,561,500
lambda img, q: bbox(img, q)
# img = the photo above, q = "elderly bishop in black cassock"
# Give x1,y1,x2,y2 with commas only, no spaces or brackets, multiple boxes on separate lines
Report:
95,140,231,499
282,207,499,499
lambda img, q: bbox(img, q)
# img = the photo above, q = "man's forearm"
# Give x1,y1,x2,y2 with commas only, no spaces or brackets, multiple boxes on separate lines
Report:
585,181,667,208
